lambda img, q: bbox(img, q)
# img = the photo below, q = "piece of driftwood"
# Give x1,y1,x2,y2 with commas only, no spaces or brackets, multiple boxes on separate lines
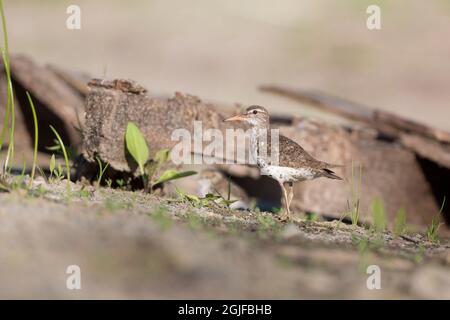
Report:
0,72,38,165
0,54,86,167
400,133,450,168
82,79,223,172
8,55,85,147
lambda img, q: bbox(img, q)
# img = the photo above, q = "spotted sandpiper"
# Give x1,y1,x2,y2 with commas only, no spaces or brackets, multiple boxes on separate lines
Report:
224,105,342,220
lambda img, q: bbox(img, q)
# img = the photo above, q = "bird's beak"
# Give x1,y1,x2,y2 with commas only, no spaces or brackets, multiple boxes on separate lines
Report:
223,114,247,122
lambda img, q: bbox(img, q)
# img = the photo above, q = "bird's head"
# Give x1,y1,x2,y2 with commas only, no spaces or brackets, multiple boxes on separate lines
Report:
223,105,270,127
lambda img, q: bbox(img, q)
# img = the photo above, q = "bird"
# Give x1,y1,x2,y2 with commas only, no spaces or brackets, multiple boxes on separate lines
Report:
223,105,342,220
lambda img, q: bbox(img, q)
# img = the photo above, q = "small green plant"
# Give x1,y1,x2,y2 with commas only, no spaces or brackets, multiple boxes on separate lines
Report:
76,186,91,199
426,197,446,243
208,180,238,208
175,188,221,207
105,178,113,188
49,126,71,192
371,198,386,234
348,161,362,226
393,208,407,238
54,163,65,181
125,122,196,192
20,158,26,178
95,157,109,188
305,212,319,222
116,178,125,188
49,154,56,180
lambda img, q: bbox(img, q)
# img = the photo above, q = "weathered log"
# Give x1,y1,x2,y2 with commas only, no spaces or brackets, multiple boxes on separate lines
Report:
82,79,223,172
0,54,86,167
400,133,450,168
8,54,85,148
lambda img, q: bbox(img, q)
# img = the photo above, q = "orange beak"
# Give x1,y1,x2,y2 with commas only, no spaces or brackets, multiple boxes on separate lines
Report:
223,114,247,122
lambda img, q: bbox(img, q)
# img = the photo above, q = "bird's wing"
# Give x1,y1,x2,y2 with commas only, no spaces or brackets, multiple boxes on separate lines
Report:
270,135,325,169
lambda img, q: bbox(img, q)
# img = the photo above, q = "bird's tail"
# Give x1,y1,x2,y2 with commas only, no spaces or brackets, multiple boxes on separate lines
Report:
322,168,343,180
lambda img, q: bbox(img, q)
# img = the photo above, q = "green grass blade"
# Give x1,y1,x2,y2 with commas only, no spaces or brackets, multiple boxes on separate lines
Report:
371,198,386,233
26,92,38,186
393,208,407,237
20,157,26,177
0,0,15,172
49,125,70,191
0,86,9,152
95,157,109,187
0,0,9,56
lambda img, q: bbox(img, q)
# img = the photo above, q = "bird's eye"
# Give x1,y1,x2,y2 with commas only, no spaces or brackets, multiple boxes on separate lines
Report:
252,110,258,114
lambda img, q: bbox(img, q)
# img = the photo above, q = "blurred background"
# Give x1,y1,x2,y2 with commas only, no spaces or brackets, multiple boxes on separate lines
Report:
7,0,450,130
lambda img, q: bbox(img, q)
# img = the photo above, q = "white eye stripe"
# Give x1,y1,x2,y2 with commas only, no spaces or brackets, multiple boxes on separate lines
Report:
247,107,267,114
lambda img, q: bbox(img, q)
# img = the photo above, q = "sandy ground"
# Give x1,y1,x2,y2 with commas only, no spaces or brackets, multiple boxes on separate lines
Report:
0,178,448,299
5,0,450,130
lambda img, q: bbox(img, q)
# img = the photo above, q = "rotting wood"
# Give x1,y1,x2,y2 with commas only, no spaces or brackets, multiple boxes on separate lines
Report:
399,133,450,168
0,54,86,166
82,78,223,172
5,54,85,148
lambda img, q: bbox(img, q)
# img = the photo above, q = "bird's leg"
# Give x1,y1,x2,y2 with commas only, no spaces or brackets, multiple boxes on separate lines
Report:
287,182,294,209
279,183,291,221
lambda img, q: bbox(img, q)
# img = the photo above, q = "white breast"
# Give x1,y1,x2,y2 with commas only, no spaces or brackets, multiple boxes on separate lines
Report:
260,165,315,183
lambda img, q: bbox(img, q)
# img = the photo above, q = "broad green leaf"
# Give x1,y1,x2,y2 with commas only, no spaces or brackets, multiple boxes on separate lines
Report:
144,161,158,181
154,170,196,186
154,148,170,165
125,122,149,175
49,154,56,173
